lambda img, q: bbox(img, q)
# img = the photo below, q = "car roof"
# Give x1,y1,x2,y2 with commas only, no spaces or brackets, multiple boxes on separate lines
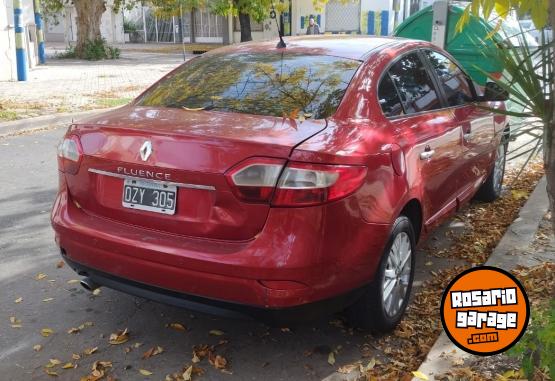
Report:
205,35,420,61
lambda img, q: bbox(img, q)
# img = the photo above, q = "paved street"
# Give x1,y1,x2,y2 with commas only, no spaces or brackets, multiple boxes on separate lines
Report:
0,122,472,381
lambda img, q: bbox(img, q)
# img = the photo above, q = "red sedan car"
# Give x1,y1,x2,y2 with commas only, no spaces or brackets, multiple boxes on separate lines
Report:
52,36,509,331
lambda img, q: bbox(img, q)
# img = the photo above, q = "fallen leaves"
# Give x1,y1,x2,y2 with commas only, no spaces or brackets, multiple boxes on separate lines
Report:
56,260,65,268
35,273,47,280
209,353,227,370
10,316,22,328
109,328,129,345
327,351,335,366
412,370,429,380
209,329,224,336
81,360,113,381
33,344,42,352
83,347,98,356
142,346,164,359
41,328,54,337
192,343,230,373
359,163,545,380
14,297,22,303
166,323,187,331
139,369,153,376
67,321,93,334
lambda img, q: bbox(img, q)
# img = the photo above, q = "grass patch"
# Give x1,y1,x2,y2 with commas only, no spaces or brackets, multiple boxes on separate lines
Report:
0,110,18,121
95,97,132,108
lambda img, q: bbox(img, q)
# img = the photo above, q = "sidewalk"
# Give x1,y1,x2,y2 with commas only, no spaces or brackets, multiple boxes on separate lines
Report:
413,177,554,380
0,44,187,122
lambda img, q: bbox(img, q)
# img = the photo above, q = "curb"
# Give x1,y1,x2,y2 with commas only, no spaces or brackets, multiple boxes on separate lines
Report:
0,108,114,138
320,178,549,381
412,176,548,380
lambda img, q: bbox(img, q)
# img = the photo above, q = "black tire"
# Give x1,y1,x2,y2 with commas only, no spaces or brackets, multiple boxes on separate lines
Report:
475,143,507,202
346,216,416,332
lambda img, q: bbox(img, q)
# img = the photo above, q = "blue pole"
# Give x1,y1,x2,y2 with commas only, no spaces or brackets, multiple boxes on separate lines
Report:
13,0,27,81
34,0,46,64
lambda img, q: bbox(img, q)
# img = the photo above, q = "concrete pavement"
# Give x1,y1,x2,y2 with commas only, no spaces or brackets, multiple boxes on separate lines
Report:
0,47,186,121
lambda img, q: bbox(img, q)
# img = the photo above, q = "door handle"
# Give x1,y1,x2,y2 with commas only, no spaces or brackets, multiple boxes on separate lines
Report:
463,132,473,143
420,149,435,160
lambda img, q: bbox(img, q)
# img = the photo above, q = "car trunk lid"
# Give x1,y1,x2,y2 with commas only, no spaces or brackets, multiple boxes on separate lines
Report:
64,106,326,241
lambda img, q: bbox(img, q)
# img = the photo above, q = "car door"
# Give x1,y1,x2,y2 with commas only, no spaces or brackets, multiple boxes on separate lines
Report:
422,49,496,205
378,51,465,228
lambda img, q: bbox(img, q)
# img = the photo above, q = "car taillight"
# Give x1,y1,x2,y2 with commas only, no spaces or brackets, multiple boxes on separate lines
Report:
57,135,83,175
272,162,367,206
225,157,286,203
226,158,367,206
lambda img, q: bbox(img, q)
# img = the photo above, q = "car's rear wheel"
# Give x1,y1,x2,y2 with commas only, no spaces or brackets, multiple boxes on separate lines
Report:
347,216,415,332
475,143,507,202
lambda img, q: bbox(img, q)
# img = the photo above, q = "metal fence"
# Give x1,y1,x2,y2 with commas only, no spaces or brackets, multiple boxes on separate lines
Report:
129,6,224,44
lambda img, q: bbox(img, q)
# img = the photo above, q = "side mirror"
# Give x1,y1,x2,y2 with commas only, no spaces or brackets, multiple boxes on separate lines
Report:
483,82,509,102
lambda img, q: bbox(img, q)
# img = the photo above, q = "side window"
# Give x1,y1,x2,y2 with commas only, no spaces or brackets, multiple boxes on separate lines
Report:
378,74,404,117
425,50,474,107
388,53,442,114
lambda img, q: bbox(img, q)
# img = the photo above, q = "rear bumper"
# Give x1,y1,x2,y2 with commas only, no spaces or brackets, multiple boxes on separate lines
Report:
62,254,364,323
51,185,391,312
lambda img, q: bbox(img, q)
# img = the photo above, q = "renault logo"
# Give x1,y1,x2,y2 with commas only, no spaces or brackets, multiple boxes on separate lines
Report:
139,141,152,161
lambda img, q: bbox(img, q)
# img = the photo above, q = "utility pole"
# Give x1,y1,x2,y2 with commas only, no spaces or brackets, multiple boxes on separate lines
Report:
13,0,27,81
431,0,448,48
33,0,46,64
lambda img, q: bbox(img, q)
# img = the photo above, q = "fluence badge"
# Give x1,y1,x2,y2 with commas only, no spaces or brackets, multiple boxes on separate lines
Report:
440,266,530,356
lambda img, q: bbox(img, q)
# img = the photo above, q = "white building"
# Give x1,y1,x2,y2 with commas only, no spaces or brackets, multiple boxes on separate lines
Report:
44,0,124,44
1,0,42,81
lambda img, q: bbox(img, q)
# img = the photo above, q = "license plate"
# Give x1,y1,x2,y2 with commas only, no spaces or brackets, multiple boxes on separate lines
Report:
122,179,177,215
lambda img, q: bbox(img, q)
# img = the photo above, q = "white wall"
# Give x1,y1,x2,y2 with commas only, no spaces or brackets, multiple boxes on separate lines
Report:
231,18,280,43
1,0,39,81
44,0,124,44
0,0,16,81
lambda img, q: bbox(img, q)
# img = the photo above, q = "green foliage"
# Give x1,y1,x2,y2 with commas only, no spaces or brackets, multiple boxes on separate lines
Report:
123,20,138,33
72,38,121,60
95,97,132,108
471,23,553,172
0,110,18,121
56,45,77,59
508,302,555,379
456,0,549,33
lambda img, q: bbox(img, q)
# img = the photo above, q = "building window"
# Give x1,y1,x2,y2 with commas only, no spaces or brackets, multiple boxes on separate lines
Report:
233,16,264,32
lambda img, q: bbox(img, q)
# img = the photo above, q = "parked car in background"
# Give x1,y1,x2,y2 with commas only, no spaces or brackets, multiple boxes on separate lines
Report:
52,36,509,331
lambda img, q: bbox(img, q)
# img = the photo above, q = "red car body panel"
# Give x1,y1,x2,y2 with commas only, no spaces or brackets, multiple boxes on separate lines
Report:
51,36,507,313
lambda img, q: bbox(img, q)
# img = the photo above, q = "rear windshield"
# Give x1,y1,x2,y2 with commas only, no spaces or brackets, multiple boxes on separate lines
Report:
136,52,361,119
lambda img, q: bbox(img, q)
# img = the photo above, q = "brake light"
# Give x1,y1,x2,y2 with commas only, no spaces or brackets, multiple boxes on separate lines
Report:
226,158,367,206
272,162,367,206
57,135,83,175
225,157,286,203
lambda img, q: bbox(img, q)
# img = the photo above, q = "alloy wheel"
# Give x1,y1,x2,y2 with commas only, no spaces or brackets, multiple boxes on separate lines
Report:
382,232,412,317
493,144,506,194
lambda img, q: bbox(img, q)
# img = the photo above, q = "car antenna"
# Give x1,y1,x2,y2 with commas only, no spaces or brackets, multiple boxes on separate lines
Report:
270,4,286,48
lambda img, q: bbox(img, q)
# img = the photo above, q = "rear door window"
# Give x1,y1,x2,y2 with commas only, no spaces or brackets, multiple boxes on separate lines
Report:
387,52,442,114
378,74,405,117
136,52,361,119
424,50,475,107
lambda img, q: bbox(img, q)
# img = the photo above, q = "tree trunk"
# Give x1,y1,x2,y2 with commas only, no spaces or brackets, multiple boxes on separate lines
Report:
190,8,196,44
73,0,106,57
238,13,252,42
547,0,555,233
